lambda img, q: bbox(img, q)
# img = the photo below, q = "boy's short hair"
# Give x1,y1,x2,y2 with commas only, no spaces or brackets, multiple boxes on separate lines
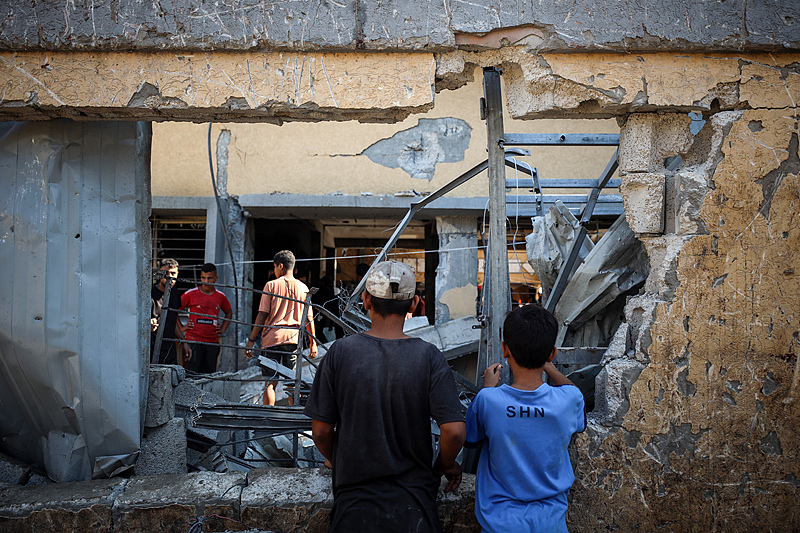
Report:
502,304,558,369
201,262,217,274
159,258,179,269
273,250,296,270
369,295,414,318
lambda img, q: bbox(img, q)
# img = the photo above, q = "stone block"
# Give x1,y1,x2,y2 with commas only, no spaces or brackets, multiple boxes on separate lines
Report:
134,418,187,476
619,172,666,234
619,113,693,173
145,366,174,428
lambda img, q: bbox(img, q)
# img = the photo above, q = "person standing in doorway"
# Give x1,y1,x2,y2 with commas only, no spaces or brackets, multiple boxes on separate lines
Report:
181,263,232,373
244,250,317,405
151,258,191,365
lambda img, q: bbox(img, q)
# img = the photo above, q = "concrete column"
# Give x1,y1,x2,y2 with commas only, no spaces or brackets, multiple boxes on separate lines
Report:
435,217,479,324
204,127,251,372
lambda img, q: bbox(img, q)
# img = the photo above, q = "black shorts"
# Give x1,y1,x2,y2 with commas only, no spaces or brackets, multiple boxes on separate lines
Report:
186,342,220,374
261,343,297,376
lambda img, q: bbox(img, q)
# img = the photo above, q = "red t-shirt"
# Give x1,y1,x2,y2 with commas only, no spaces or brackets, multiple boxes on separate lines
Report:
181,287,232,343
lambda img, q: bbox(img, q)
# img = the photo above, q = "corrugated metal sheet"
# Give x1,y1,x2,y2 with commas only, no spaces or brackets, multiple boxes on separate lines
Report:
0,120,151,482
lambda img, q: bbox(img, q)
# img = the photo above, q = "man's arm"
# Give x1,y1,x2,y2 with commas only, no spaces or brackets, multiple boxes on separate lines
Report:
543,361,576,386
245,311,269,358
306,318,317,358
218,307,233,336
434,421,466,493
311,419,335,465
174,321,192,361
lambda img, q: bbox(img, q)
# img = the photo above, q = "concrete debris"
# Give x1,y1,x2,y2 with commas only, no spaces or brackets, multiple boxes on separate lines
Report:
405,315,481,360
0,452,52,487
134,418,188,476
592,359,646,427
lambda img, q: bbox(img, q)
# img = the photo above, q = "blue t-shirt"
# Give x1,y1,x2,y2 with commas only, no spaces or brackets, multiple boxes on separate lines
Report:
465,383,586,533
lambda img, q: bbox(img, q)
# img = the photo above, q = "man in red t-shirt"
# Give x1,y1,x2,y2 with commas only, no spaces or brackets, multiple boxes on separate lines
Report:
181,263,232,373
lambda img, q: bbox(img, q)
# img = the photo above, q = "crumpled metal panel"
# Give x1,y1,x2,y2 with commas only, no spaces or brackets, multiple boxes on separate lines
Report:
525,201,594,290
553,213,649,347
0,120,150,482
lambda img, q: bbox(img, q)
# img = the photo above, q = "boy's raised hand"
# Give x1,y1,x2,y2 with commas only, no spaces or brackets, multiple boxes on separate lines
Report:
483,363,503,388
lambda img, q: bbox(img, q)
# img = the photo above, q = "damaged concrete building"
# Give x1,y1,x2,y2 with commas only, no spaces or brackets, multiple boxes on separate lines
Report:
0,1,799,531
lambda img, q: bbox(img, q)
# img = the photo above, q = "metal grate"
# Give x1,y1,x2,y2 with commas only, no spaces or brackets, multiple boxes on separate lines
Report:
150,216,207,280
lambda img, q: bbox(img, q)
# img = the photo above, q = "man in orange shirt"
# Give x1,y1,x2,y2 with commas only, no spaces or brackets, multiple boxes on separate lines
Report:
244,250,317,405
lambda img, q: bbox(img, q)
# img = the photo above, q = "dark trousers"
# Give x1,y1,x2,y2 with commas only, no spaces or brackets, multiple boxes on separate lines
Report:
186,342,220,373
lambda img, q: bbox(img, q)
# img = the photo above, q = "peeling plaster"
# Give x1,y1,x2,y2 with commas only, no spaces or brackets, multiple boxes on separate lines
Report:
360,118,471,180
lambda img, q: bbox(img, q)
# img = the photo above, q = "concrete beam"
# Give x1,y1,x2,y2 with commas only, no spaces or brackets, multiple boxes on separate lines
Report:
0,51,435,122
0,1,797,53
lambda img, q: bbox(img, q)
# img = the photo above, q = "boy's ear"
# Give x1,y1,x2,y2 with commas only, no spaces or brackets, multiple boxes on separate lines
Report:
546,346,557,363
361,291,372,311
500,341,512,360
407,294,420,314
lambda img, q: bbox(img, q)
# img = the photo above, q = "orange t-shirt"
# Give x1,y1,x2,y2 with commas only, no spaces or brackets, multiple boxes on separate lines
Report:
258,277,313,347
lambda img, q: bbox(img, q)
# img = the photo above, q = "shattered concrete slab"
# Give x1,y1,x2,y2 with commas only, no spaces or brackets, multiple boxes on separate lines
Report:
405,315,481,360
0,469,480,533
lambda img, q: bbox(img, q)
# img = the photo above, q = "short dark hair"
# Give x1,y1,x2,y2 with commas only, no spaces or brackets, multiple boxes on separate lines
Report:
273,250,296,270
502,304,558,369
201,263,217,274
369,295,413,318
159,258,179,269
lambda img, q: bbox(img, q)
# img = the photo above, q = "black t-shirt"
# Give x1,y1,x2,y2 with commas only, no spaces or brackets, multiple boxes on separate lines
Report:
151,282,181,363
304,333,464,532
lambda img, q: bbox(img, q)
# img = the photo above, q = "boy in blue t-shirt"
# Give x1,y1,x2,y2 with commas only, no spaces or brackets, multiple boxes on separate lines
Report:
465,304,586,533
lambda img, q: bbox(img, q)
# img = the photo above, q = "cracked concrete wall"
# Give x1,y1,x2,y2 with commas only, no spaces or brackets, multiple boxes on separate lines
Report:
0,1,796,53
543,65,799,529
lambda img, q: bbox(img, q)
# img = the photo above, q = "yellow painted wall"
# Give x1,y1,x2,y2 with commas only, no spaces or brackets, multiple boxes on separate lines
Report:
151,67,618,198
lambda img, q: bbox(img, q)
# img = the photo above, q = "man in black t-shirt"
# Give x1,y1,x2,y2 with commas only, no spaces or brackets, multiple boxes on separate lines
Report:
150,258,190,365
305,261,466,533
